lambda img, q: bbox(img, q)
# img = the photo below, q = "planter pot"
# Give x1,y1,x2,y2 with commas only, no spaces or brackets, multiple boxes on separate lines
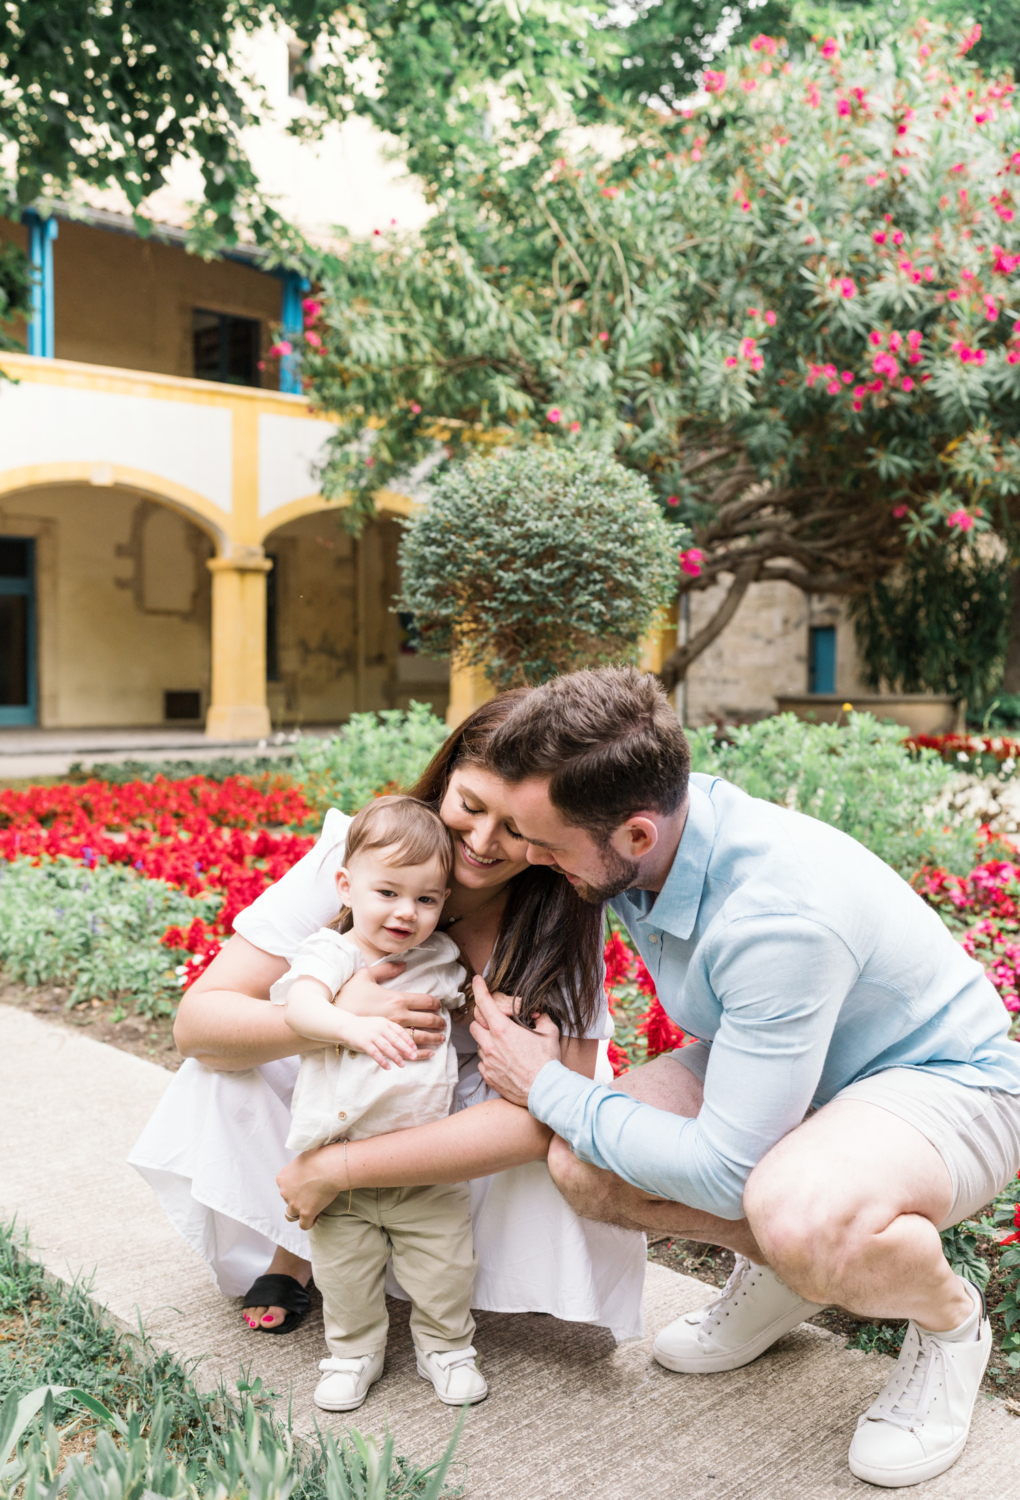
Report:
774,693,963,737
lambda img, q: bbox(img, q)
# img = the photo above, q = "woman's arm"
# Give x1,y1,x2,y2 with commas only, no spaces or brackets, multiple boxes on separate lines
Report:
276,1035,599,1227
173,935,445,1070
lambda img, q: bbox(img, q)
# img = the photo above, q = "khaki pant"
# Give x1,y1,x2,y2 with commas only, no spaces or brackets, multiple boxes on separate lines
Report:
310,1182,477,1358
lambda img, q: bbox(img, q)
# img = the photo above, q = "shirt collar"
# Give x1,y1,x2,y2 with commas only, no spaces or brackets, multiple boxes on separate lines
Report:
636,781,717,941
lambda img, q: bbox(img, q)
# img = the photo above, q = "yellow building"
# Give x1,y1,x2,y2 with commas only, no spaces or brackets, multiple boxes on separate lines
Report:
0,211,450,739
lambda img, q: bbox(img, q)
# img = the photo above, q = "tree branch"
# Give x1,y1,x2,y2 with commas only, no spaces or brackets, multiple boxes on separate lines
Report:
659,561,761,693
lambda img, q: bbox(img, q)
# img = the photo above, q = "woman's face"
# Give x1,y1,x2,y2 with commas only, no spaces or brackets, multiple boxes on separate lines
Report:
439,764,533,891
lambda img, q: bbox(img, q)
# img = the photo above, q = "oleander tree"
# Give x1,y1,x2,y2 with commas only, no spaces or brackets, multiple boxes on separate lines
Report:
396,447,682,688
302,17,1020,690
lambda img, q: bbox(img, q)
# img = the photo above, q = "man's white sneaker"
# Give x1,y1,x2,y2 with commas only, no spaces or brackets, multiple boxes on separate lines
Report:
848,1294,991,1488
415,1345,488,1405
652,1254,828,1374
313,1350,385,1411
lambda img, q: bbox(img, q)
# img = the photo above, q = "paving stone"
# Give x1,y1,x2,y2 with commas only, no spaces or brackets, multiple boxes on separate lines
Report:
3,1001,1019,1498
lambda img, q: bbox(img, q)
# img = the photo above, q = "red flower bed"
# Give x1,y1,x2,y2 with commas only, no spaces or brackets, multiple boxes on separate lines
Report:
906,732,1020,766
0,775,317,983
914,857,1020,1013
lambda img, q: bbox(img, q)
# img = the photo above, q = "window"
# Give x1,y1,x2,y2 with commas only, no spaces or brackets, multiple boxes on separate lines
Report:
193,310,261,387
808,625,837,694
266,552,280,681
164,691,202,721
0,537,35,726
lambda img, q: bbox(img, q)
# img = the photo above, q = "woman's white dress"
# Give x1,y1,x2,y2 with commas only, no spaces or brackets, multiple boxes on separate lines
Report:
128,809,646,1341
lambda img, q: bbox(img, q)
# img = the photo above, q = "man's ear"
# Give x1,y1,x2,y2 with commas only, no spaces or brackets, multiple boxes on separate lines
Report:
616,817,659,859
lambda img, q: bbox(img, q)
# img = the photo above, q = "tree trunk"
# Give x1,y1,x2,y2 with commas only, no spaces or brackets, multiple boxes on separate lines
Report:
658,562,760,693
1002,564,1020,696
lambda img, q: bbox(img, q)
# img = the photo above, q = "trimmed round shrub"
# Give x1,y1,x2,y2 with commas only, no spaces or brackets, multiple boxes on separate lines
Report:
397,447,683,689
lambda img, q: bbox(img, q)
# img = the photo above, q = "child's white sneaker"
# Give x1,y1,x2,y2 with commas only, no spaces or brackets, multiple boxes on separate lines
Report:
313,1350,385,1411
415,1345,488,1405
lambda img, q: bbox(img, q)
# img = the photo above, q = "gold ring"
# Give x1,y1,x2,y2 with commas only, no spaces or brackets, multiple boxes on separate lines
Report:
284,1210,299,1222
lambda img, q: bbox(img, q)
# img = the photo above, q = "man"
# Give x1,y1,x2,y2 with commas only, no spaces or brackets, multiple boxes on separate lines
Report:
470,666,1020,1489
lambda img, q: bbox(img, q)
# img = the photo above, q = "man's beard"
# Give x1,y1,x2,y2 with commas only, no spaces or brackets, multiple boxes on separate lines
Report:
567,843,641,904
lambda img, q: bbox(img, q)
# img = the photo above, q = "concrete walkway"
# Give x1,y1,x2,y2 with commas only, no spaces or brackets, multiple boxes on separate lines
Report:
3,1001,1020,1499
0,726,329,780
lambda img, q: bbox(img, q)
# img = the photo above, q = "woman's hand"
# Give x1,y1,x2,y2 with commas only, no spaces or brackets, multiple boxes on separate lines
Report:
278,1147,348,1230
336,961,447,1056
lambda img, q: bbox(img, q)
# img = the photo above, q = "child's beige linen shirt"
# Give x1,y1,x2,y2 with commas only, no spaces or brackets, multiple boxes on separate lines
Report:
270,928,466,1151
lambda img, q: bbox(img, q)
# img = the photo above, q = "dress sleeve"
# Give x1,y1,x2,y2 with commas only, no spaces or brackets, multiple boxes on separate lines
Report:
269,931,360,1006
233,807,350,963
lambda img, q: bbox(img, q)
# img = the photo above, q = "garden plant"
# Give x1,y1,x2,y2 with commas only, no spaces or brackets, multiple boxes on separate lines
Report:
301,16,1020,693
396,447,682,689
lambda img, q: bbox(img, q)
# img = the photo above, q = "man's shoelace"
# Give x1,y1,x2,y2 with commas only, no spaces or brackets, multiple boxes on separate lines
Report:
868,1326,946,1432
699,1253,754,1338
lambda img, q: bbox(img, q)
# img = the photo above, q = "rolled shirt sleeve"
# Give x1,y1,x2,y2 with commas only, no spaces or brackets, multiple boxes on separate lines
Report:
529,915,860,1219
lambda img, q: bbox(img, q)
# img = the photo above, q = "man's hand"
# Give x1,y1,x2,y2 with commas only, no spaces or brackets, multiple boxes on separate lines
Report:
470,975,561,1107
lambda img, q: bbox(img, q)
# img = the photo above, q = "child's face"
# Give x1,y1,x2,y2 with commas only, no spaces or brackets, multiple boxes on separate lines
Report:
336,845,450,955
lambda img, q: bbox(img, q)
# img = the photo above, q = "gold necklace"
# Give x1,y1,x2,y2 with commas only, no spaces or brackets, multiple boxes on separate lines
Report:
439,885,506,929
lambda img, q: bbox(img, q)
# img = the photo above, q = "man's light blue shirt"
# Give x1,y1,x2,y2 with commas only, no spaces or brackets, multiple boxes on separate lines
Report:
529,773,1020,1219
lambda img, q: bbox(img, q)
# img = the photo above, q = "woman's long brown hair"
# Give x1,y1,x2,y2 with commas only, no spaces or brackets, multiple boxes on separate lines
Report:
407,691,604,1036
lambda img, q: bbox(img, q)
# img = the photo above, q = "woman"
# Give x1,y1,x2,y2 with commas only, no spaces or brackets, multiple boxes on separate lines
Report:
129,693,645,1341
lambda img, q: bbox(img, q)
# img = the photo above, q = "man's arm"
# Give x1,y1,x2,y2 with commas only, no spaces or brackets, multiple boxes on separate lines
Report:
477,917,860,1219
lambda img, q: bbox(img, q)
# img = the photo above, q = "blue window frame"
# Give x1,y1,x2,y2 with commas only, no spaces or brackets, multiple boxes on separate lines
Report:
0,538,36,726
808,624,836,695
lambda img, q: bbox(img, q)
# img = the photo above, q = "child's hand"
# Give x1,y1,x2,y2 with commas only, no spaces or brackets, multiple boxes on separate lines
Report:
345,1015,418,1069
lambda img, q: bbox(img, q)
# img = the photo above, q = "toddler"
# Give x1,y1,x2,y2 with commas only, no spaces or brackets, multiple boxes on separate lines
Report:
271,794,486,1412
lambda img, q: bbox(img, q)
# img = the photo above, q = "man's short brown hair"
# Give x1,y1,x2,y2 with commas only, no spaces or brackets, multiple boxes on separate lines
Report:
485,666,690,838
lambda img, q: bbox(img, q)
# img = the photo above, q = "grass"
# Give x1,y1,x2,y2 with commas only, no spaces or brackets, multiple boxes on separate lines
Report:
0,1216,463,1499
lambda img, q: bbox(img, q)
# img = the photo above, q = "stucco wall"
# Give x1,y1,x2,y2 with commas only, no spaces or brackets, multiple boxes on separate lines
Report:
0,485,214,727
0,218,282,381
684,576,869,726
263,511,448,726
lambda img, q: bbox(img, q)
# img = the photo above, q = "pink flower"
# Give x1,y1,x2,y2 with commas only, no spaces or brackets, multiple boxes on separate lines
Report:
740,337,757,359
751,35,778,54
764,310,777,326
739,200,751,212
365,455,375,468
842,370,854,383
838,277,856,298
873,352,900,378
598,331,610,343
889,331,903,352
892,231,905,247
869,330,884,347
666,495,680,507
958,24,982,57
704,69,727,95
893,504,909,517
547,408,562,423
741,79,757,94
924,266,935,281
600,185,619,199
821,37,839,59
826,380,840,394
873,231,887,245
837,97,851,117
1008,350,1020,364
269,341,292,358
304,330,322,348
984,294,999,320
409,402,422,414
853,384,867,397
805,83,821,109
750,355,764,371
747,307,760,317
947,509,975,531
302,300,322,323
725,356,739,368
679,548,705,576
569,420,581,433
902,377,914,392
993,246,1020,273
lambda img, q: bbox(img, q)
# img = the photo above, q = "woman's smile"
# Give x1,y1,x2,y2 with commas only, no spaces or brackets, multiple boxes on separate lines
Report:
458,839,501,869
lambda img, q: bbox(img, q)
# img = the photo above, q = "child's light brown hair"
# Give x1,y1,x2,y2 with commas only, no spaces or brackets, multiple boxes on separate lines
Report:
330,794,454,933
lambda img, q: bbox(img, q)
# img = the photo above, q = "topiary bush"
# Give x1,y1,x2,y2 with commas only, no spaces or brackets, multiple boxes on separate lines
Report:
396,446,683,690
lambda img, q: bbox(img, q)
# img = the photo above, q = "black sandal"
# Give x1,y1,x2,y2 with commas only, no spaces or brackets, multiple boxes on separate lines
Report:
240,1274,312,1335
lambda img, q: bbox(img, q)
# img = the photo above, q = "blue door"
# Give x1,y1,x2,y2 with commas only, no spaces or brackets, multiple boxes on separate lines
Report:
808,625,836,695
0,538,36,726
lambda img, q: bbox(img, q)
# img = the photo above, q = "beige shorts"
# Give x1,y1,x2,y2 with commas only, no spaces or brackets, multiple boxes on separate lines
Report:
674,1044,1020,1230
